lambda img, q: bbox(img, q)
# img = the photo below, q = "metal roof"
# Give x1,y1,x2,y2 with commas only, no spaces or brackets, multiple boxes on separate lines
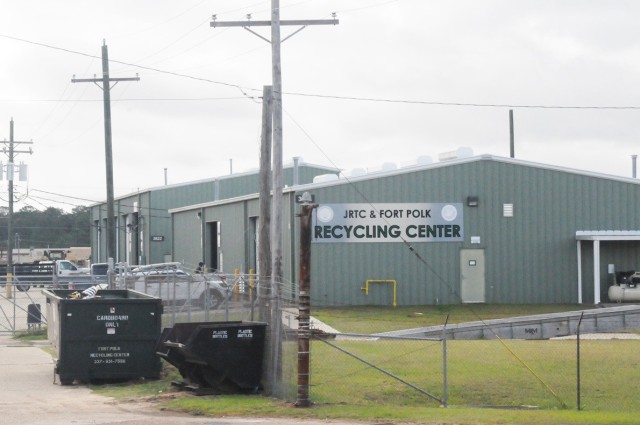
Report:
575,230,640,241
90,160,340,207
170,154,640,214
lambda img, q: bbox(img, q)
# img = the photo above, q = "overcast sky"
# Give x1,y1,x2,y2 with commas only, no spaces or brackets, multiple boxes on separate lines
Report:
1,0,639,211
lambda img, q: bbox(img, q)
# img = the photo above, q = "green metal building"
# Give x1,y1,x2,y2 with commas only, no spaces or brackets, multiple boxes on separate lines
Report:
89,161,339,267
169,155,640,306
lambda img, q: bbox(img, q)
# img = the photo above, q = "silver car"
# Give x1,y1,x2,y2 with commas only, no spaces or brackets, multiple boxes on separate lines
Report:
121,262,226,309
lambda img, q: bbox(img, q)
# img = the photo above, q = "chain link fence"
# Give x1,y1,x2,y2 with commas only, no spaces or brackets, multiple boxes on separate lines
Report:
307,315,640,412
0,265,298,399
2,271,639,412
0,280,54,334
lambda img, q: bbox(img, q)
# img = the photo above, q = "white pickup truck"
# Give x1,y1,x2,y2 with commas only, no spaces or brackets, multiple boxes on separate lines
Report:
1,259,92,291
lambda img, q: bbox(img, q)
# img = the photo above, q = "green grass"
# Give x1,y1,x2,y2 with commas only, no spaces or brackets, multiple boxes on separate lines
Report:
90,304,640,425
157,395,640,424
310,338,640,411
12,328,48,341
156,393,640,425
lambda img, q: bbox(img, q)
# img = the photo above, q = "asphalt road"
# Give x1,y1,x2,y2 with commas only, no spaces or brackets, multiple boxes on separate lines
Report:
0,332,372,425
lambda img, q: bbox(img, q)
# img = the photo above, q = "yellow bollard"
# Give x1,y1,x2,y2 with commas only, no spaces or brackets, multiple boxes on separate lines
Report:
234,268,240,301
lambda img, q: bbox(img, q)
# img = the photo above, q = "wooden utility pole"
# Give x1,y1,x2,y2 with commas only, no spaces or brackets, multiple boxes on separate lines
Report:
72,41,139,263
211,3,338,291
296,195,317,407
212,4,337,396
1,119,33,299
258,86,273,320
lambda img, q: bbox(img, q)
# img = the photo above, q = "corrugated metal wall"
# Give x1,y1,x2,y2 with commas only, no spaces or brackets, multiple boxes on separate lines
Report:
170,157,640,306
90,164,338,264
204,202,248,272
303,159,640,305
172,207,202,266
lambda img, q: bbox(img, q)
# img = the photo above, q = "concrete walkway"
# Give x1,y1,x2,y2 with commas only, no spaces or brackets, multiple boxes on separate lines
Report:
0,332,363,425
281,308,341,334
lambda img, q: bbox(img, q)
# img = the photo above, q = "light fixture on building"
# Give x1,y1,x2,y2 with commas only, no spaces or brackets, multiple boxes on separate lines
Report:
466,196,479,207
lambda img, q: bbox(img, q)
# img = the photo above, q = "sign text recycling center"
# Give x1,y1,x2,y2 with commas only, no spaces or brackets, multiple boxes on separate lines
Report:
312,203,464,243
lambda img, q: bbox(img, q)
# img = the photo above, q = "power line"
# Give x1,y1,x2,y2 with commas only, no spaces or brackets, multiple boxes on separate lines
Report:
281,91,640,110
28,195,88,209
28,189,173,220
6,92,640,110
29,188,100,204
0,96,249,102
4,33,639,110
0,33,258,101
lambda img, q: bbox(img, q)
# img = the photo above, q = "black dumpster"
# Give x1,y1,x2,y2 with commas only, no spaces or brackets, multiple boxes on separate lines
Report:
43,289,163,385
156,321,267,392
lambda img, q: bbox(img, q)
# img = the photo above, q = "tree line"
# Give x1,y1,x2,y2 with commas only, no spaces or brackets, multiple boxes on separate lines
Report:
0,205,90,250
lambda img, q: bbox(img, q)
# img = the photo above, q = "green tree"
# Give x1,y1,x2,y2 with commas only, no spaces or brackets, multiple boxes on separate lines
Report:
0,205,90,250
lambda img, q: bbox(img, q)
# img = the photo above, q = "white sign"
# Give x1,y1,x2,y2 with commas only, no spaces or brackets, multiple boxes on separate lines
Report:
313,203,464,243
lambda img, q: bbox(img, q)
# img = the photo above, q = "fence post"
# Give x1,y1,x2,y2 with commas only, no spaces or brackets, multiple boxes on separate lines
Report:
171,269,177,326
296,201,316,407
442,314,449,407
577,311,584,411
249,268,255,321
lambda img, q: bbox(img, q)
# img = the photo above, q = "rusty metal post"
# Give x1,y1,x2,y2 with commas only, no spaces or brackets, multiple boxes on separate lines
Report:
296,201,316,407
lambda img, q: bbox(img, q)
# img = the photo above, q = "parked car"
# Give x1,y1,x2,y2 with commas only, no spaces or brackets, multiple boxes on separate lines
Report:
90,263,109,285
121,262,227,309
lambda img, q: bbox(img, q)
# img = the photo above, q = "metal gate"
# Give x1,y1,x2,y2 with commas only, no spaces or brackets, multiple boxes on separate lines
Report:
0,283,47,334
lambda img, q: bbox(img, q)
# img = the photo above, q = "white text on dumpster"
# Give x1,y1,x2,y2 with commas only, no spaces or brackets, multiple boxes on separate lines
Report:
237,329,253,338
212,330,228,339
90,346,130,365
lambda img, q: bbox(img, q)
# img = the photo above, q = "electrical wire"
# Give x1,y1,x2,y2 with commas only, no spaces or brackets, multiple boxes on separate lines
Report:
0,33,258,102
1,33,638,110
281,90,640,110
28,188,173,221
0,96,250,102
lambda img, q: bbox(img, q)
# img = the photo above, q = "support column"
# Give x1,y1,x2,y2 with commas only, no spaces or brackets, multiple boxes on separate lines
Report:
576,240,582,304
593,240,601,304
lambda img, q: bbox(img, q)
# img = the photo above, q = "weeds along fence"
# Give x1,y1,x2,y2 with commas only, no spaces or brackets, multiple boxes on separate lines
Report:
5,273,640,412
0,272,297,397
308,321,640,412
0,271,298,400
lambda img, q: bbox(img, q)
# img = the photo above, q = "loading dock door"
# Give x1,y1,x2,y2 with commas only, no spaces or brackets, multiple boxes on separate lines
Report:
460,249,485,303
206,221,220,271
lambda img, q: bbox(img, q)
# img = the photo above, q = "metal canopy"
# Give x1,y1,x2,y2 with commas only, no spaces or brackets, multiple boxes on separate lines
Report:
575,230,640,304
576,230,640,241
